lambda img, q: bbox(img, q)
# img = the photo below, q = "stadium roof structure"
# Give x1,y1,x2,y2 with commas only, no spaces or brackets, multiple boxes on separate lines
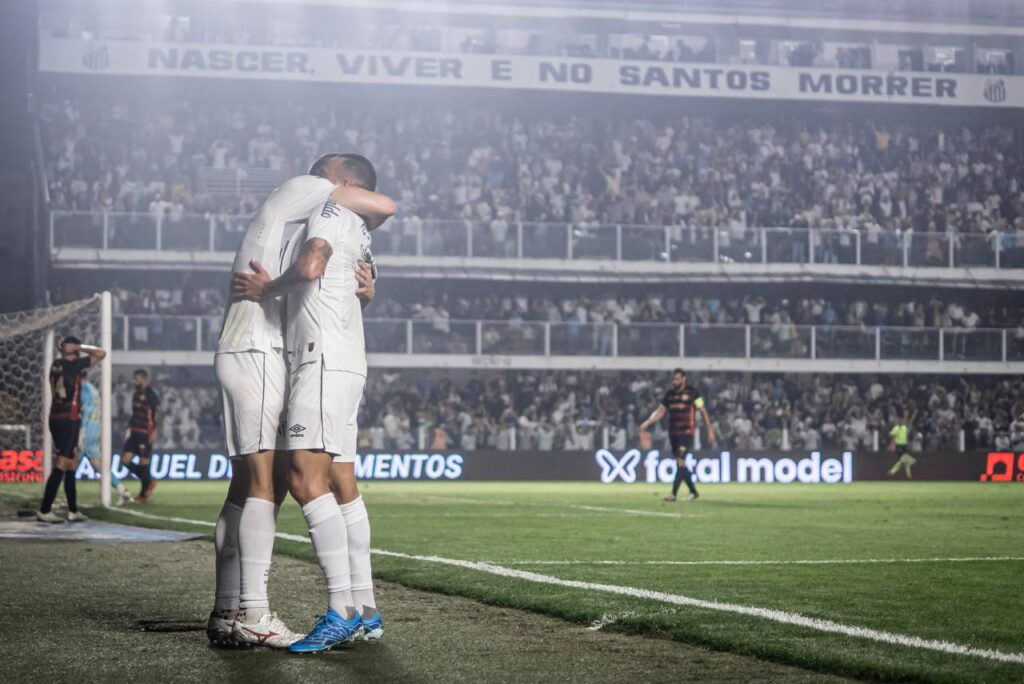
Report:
195,0,1024,33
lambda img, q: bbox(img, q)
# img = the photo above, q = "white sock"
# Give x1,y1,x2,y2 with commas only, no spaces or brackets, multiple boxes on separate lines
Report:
213,502,243,613
340,496,376,614
301,493,353,617
238,497,277,615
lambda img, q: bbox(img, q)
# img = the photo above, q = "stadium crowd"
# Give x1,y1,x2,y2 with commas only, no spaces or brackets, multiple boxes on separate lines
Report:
47,269,1023,332
361,371,1024,454
374,291,1022,332
48,278,1024,359
118,369,1024,455
112,368,221,449
40,99,1024,267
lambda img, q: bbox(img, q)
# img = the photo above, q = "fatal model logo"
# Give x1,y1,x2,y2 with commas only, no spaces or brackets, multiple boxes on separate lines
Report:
595,449,853,484
983,79,1006,103
979,452,1024,482
595,449,642,483
82,45,109,70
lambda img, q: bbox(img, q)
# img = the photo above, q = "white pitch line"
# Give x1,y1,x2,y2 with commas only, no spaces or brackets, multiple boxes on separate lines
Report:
421,495,689,519
372,549,1024,666
500,557,1024,567
111,508,217,528
105,507,1024,666
568,504,688,519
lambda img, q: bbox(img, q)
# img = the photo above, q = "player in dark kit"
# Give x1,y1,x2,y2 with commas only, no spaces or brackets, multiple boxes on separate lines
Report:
36,336,107,523
121,369,160,503
639,369,716,502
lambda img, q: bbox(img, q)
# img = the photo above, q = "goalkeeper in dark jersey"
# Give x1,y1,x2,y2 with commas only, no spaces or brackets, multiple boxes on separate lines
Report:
639,368,716,502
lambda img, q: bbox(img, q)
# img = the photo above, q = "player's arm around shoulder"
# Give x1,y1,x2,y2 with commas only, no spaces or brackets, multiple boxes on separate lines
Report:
231,210,339,302
330,185,396,230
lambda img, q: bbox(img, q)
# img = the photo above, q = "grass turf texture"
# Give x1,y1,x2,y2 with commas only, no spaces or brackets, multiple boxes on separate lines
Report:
0,537,844,683
5,481,1023,683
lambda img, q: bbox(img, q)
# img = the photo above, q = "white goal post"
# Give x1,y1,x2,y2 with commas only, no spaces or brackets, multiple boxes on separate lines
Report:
0,292,113,507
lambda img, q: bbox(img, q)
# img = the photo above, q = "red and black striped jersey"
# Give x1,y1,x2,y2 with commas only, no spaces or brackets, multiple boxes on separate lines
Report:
660,386,704,436
49,356,92,421
129,387,160,434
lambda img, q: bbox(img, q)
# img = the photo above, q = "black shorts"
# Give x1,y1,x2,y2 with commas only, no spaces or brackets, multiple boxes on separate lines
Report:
668,433,694,458
49,418,81,459
896,445,910,458
122,432,154,459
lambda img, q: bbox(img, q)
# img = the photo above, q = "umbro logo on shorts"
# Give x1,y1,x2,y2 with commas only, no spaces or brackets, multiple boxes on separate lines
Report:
289,424,307,437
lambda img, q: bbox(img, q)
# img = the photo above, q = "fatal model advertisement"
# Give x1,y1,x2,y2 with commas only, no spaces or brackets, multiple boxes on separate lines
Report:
4,447,1022,483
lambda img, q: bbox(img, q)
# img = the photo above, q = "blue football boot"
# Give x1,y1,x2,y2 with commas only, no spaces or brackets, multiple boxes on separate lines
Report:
288,608,362,653
355,611,384,641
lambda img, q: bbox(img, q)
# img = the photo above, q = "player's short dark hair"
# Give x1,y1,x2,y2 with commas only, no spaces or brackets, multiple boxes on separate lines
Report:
309,153,377,191
133,368,148,378
309,153,343,179
673,368,686,376
61,335,81,346
338,153,377,191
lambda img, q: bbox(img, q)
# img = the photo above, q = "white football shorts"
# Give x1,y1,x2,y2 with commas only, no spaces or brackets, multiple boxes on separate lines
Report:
215,349,288,459
286,359,365,463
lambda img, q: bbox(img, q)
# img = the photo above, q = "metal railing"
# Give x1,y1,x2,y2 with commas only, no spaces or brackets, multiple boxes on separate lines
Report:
51,211,1024,270
111,315,1024,362
113,315,223,353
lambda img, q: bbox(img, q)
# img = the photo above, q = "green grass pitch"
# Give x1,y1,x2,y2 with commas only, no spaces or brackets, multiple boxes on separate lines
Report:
8,480,1024,682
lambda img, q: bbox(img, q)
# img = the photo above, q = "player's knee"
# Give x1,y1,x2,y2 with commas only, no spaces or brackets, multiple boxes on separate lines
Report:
288,470,316,505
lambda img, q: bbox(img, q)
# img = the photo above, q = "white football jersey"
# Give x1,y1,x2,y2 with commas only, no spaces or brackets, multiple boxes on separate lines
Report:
217,175,335,353
285,199,372,377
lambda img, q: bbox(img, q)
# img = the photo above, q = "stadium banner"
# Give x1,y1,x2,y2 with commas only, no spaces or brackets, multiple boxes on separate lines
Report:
3,447,1022,483
39,38,1020,109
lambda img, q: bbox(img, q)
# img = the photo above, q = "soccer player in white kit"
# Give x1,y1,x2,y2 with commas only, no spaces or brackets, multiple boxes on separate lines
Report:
207,154,394,648
232,154,383,652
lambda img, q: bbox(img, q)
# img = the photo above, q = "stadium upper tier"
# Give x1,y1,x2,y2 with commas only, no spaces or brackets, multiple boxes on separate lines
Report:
39,0,1019,74
49,212,1022,272
66,279,1018,329
40,100,1024,262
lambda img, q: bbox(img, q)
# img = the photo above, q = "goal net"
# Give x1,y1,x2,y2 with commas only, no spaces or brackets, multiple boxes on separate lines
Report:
0,293,113,505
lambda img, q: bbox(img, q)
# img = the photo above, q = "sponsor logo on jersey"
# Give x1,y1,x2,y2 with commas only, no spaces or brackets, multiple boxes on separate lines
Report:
320,201,341,219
